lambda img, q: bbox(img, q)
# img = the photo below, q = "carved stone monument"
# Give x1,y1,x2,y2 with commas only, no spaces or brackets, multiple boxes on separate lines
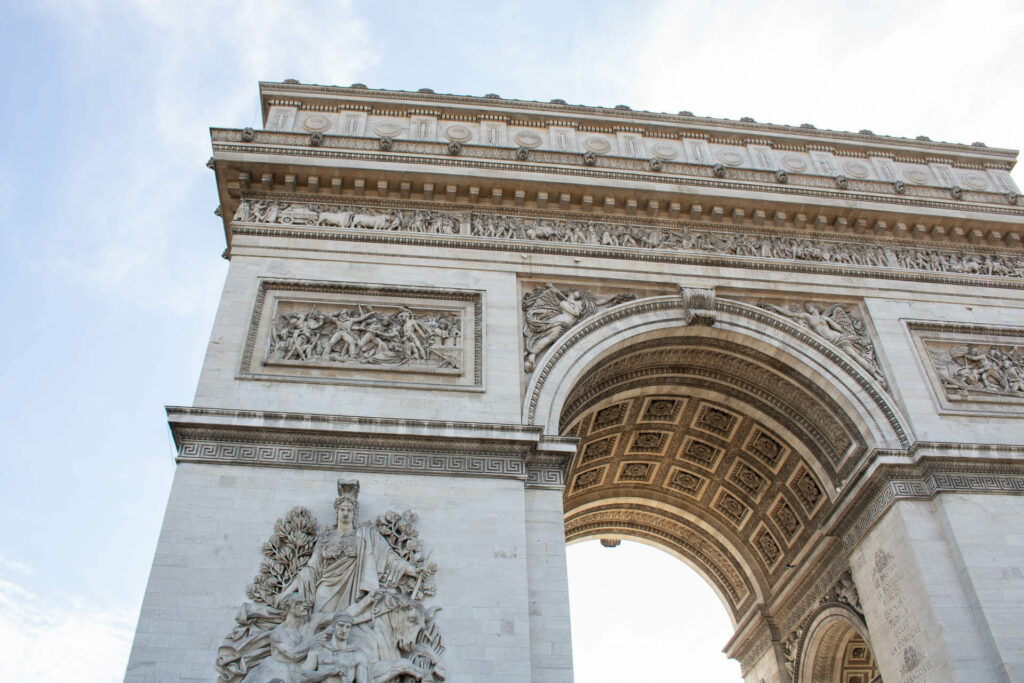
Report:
128,81,1024,682
216,480,444,683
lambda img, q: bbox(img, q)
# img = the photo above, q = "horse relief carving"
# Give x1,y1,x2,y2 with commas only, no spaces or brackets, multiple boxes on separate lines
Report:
928,343,1024,398
216,480,446,683
234,199,459,235
470,214,1024,280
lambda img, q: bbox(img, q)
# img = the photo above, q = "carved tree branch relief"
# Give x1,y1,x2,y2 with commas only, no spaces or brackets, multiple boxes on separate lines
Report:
216,480,446,683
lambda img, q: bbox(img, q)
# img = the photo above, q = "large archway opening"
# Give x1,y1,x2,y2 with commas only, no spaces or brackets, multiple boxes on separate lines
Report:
526,295,907,677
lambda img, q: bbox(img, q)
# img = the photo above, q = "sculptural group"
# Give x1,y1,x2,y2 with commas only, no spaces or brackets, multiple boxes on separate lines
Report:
217,481,445,683
930,344,1024,397
269,305,462,370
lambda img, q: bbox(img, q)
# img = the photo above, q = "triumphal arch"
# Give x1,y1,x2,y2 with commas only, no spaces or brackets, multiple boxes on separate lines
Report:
127,81,1024,682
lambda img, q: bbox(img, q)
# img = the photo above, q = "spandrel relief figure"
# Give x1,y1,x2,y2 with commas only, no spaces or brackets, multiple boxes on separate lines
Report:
268,304,462,371
522,283,636,372
216,480,445,683
929,343,1024,398
760,302,887,387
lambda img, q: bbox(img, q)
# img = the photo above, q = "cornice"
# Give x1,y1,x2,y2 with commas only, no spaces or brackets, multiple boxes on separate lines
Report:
167,406,577,487
209,132,1024,255
210,131,1023,219
256,81,1018,164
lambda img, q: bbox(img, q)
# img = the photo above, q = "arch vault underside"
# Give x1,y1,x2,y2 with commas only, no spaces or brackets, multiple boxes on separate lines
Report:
529,296,908,626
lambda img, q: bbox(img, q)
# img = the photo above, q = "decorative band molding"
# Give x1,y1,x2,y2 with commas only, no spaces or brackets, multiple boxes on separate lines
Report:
177,439,528,479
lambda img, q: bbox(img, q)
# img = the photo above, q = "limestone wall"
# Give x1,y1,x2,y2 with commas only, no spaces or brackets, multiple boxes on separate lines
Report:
126,463,571,682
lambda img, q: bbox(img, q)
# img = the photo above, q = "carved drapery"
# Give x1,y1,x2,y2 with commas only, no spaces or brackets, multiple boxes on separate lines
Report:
215,480,445,683
758,300,887,388
267,301,463,372
521,284,636,372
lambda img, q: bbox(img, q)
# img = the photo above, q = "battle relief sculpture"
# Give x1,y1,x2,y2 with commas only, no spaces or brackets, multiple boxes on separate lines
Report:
521,284,636,372
758,301,887,387
471,214,1024,280
234,199,459,235
928,343,1024,398
216,480,445,683
233,199,1024,282
268,303,462,371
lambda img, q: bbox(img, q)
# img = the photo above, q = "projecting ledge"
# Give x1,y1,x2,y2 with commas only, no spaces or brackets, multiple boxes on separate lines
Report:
166,406,576,487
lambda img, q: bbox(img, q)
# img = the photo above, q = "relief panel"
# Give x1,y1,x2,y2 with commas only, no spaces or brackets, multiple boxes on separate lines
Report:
909,321,1024,415
240,280,483,390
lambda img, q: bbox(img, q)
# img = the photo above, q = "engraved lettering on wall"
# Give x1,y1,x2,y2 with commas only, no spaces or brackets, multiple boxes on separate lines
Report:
870,548,933,682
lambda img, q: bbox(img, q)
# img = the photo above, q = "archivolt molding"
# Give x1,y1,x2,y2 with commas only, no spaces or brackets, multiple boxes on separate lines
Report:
794,606,875,683
559,342,860,471
525,294,910,451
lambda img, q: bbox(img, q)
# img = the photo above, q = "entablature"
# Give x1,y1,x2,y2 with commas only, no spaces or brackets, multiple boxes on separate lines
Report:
209,127,1024,256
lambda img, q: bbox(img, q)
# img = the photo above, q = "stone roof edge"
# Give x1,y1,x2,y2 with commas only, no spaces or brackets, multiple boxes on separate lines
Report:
257,81,1018,163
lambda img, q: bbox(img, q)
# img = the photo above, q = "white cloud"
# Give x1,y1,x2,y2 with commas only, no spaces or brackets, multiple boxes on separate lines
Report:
0,573,135,682
0,555,32,576
573,0,1024,181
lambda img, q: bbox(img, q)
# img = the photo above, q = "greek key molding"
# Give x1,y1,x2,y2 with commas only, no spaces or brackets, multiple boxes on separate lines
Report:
178,439,526,479
526,465,565,489
239,278,484,391
167,407,577,485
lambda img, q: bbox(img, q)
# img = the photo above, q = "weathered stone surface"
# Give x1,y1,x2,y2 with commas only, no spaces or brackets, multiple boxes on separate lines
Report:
129,81,1024,682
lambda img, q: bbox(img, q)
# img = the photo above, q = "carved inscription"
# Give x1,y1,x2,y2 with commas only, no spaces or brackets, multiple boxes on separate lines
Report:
870,549,932,682
268,301,463,373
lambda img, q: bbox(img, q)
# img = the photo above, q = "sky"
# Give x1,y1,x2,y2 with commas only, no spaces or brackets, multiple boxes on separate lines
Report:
0,1,1022,680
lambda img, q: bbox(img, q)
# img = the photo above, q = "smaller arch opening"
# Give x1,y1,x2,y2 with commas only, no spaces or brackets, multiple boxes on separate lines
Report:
799,612,882,683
